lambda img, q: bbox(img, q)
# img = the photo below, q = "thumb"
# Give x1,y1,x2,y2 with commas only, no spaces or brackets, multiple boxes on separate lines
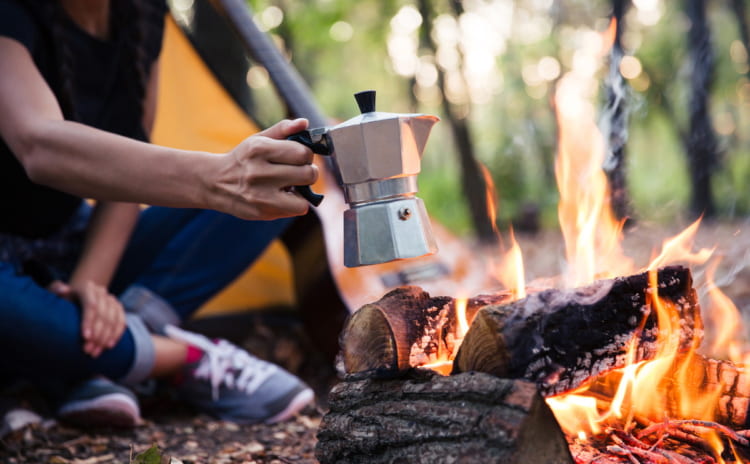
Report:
258,118,309,140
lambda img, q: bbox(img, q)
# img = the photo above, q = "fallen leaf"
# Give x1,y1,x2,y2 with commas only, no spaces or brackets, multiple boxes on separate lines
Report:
131,445,163,464
73,454,115,464
48,457,70,464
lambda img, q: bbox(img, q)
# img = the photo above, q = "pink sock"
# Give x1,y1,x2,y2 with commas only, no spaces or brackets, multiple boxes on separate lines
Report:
185,345,203,364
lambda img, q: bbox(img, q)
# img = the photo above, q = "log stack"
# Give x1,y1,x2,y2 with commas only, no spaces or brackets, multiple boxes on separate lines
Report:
316,266,717,463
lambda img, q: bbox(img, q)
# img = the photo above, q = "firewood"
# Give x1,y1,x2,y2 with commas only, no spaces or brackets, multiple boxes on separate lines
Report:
585,353,750,429
452,266,701,396
315,370,573,464
340,286,509,376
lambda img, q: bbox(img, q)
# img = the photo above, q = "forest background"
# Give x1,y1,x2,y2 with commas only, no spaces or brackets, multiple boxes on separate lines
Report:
178,0,750,240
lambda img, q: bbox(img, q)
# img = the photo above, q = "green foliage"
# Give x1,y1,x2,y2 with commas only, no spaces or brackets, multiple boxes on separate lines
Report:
245,0,749,236
131,444,168,464
628,114,690,220
419,167,472,235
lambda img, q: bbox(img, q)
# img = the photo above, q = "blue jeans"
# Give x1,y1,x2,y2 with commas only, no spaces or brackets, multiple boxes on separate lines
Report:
0,206,292,392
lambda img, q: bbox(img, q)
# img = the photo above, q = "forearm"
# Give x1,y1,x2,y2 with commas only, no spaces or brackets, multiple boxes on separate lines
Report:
69,201,140,289
18,119,224,211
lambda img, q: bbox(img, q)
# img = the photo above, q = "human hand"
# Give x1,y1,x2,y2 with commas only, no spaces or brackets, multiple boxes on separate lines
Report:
215,118,320,220
48,280,127,358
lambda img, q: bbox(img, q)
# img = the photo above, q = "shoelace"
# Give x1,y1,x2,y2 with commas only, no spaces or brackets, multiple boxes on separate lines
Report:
165,324,277,400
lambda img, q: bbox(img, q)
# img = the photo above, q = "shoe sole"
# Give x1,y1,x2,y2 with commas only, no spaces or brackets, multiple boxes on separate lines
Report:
265,387,314,424
58,393,141,428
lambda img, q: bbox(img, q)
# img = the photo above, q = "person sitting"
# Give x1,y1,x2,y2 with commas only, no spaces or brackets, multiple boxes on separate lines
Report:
0,0,320,426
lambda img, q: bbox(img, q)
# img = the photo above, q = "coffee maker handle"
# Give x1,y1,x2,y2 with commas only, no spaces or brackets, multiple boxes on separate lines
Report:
287,130,331,207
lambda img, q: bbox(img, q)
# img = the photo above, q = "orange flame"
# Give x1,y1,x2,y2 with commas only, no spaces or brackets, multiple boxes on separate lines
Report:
543,18,738,461
548,271,723,450
704,259,748,363
602,17,618,55
479,164,527,299
421,296,470,375
454,296,470,340
479,164,500,236
553,25,632,287
646,217,714,270
502,228,527,300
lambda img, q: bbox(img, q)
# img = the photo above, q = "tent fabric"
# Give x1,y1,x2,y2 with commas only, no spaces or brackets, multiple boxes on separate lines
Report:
151,15,295,315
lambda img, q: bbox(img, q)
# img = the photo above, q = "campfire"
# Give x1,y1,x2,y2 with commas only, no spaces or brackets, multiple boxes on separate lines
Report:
315,18,749,464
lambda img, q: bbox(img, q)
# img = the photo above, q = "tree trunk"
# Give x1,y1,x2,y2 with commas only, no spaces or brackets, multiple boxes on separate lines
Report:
416,0,496,243
684,0,719,218
730,0,750,71
602,0,632,221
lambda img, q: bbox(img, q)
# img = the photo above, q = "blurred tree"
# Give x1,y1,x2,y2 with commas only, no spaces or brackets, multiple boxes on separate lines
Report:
730,0,750,58
602,0,633,221
416,0,496,243
684,0,720,218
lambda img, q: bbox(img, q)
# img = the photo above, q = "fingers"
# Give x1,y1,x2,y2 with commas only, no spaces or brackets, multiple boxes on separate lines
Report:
264,160,319,186
258,118,309,140
257,163,320,215
241,131,314,166
47,280,72,299
77,281,127,358
268,139,315,166
222,119,324,220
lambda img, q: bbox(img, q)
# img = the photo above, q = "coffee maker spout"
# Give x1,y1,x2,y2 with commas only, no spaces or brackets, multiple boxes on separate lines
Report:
408,115,440,159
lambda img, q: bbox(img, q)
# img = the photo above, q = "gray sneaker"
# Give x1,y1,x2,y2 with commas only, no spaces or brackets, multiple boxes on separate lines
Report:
57,377,141,428
164,325,314,424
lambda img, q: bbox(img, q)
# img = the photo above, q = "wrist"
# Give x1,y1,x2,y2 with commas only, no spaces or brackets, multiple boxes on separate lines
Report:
201,151,239,216
68,277,93,293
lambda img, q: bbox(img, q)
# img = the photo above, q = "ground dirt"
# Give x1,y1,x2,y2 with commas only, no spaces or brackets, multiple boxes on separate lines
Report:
2,219,749,464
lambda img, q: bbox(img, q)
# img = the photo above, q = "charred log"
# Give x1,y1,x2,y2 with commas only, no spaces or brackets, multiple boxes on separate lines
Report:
340,286,509,376
452,266,701,396
315,370,573,464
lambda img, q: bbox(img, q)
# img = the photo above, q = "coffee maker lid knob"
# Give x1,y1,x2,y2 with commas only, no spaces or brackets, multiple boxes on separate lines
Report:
354,90,376,114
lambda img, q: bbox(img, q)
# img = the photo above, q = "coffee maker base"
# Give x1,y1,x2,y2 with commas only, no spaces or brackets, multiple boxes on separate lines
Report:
343,197,438,267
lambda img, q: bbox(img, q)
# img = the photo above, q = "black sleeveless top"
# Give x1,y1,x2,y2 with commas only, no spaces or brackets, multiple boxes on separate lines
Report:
0,0,166,238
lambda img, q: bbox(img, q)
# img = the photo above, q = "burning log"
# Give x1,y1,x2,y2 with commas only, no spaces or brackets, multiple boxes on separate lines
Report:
340,286,509,376
584,353,750,429
453,266,701,395
327,266,707,463
315,370,573,464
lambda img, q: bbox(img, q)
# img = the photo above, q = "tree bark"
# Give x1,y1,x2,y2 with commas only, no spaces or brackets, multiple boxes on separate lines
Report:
315,370,573,464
